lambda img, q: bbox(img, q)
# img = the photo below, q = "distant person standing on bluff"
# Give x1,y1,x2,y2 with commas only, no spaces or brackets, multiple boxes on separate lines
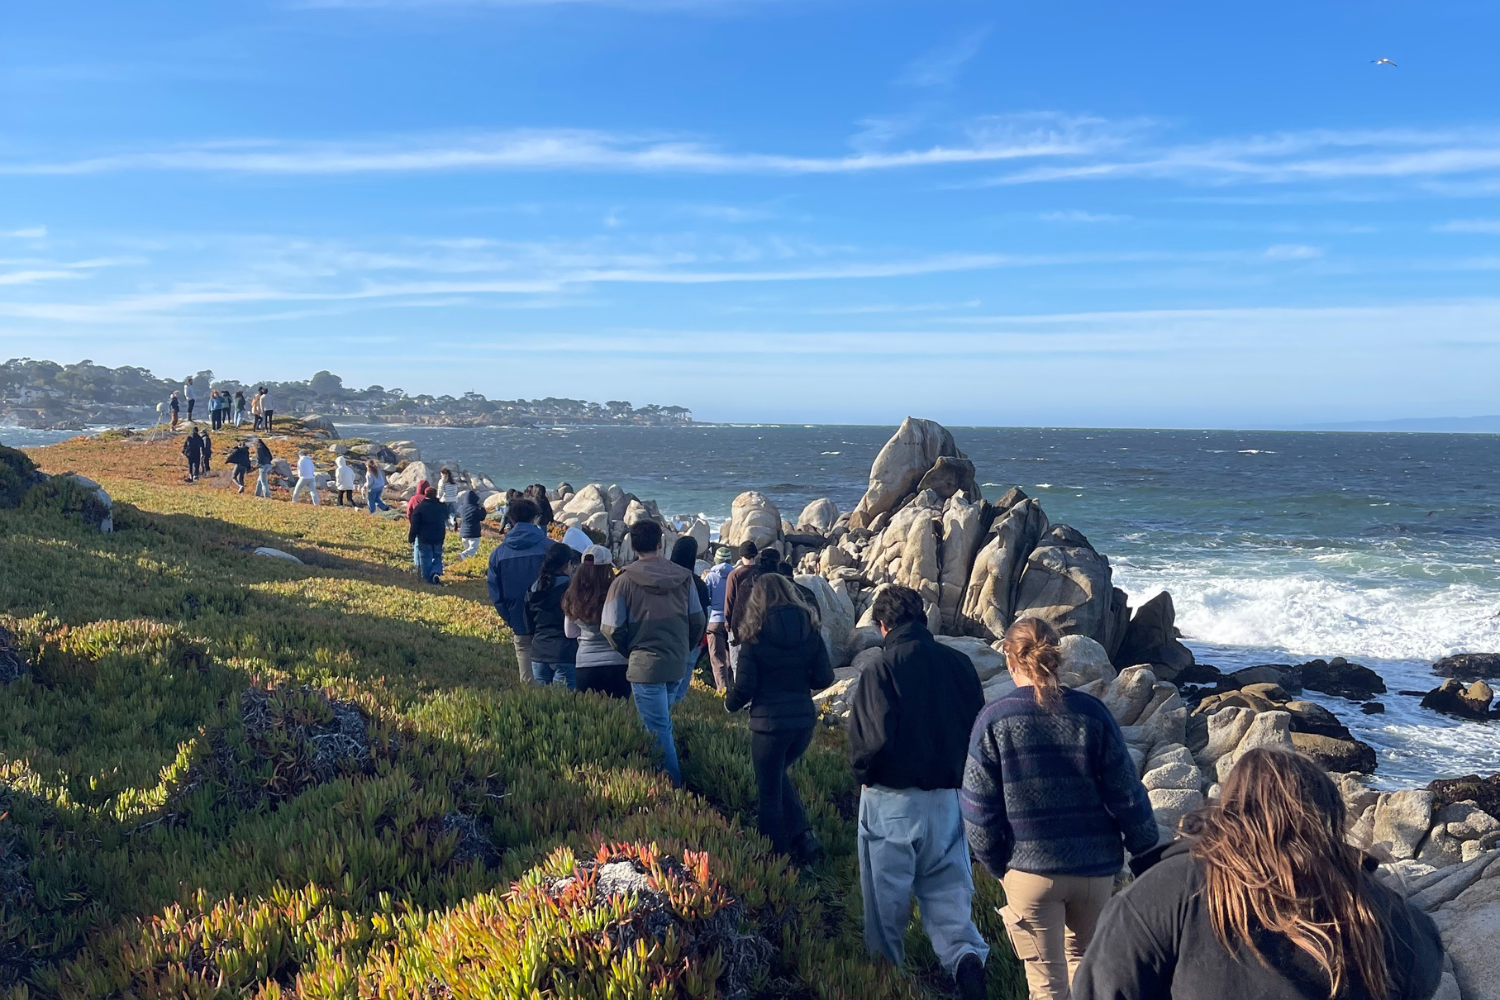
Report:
251,388,264,430
183,378,196,422
233,390,247,428
487,497,550,683
169,391,181,430
259,387,275,432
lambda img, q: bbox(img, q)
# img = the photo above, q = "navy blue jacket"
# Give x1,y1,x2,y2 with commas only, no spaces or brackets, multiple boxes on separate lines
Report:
486,522,549,634
961,686,1158,878
458,492,486,539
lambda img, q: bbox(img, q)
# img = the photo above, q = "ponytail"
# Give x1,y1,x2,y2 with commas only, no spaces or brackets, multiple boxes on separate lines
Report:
1002,617,1064,710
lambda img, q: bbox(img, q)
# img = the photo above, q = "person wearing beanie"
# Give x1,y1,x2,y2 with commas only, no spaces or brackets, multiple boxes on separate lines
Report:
701,544,736,691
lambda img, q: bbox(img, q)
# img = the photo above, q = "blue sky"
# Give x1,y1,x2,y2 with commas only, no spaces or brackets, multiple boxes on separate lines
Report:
3,0,1499,426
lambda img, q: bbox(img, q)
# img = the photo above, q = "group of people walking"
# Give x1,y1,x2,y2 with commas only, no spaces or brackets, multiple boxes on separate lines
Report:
163,380,274,433
481,494,1445,1000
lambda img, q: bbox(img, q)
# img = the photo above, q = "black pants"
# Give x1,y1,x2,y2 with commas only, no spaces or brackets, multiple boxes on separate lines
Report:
263,411,274,431
187,459,200,479
231,467,246,489
751,725,814,854
187,400,195,420
336,489,354,506
575,663,631,699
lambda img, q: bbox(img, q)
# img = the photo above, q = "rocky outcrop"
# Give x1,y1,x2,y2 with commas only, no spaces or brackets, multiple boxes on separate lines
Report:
1012,525,1122,653
959,496,1049,640
1423,679,1496,720
849,417,963,530
1114,591,1196,683
937,494,983,630
720,491,783,552
1434,654,1500,680
796,498,839,533
1298,657,1386,700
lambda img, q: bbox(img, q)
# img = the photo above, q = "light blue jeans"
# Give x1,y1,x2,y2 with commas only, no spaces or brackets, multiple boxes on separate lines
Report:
367,486,390,513
255,466,271,497
670,647,697,704
631,681,682,787
413,541,443,582
532,661,577,690
858,785,990,976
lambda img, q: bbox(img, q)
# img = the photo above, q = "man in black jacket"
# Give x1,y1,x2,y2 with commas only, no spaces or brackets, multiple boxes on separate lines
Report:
408,486,447,584
847,584,988,1000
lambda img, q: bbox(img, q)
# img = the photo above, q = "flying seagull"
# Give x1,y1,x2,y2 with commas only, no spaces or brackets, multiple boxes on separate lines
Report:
1371,57,1397,67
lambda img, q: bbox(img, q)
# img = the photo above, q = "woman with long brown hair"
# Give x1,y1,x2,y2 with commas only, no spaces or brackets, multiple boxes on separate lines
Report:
1073,748,1444,1000
961,617,1159,1000
726,572,833,864
561,545,630,698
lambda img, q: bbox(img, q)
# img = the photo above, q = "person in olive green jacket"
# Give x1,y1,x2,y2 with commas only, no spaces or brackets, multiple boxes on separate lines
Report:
602,519,705,787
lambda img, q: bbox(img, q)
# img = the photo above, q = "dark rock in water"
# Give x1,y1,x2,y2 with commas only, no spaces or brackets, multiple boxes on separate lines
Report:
1176,661,1224,685
1398,690,1427,697
1361,702,1386,714
1227,664,1303,693
1428,773,1500,819
1432,653,1500,679
916,455,980,503
1285,700,1354,741
1290,732,1377,774
1420,678,1495,720
1297,657,1386,700
1114,591,1196,683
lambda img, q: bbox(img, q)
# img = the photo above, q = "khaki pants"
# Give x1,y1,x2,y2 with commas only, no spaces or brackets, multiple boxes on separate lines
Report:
512,633,533,683
705,624,730,691
999,870,1113,1000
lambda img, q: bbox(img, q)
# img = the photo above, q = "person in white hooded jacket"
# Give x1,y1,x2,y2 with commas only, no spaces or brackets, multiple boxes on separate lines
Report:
334,455,357,506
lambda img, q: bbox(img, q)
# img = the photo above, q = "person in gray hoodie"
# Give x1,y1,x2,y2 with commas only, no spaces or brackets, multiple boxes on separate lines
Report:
486,497,550,682
601,519,705,787
563,545,631,698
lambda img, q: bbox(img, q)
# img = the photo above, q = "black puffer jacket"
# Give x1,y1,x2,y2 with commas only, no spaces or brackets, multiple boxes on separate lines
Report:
407,497,447,546
1072,839,1445,1000
726,605,834,732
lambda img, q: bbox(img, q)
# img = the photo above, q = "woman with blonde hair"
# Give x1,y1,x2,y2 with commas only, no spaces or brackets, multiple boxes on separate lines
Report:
726,572,833,864
1074,748,1443,999
961,616,1158,1000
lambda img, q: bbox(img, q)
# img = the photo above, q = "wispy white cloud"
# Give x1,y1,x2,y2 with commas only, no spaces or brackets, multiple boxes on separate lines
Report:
1435,218,1500,234
3,227,47,238
0,117,1126,177
0,270,82,286
896,26,991,89
1263,243,1323,260
1038,210,1130,223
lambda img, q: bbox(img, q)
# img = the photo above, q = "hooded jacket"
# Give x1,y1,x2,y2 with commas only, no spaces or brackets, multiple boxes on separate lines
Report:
725,604,834,732
406,480,431,521
295,454,315,480
407,491,447,546
255,441,274,467
601,555,706,684
225,444,252,472
1071,839,1445,1000
486,522,550,633
334,457,356,491
724,561,760,639
458,491,485,539
525,572,577,664
702,560,732,623
847,621,984,792
181,434,202,459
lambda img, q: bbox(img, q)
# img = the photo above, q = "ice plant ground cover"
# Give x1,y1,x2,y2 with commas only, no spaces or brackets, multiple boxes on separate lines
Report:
0,428,1025,999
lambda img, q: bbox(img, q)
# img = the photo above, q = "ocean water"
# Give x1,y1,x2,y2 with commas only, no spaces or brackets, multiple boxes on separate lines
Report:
12,422,1499,787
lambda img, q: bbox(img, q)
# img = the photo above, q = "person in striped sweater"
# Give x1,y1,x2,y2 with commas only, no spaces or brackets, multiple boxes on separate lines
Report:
961,617,1158,1000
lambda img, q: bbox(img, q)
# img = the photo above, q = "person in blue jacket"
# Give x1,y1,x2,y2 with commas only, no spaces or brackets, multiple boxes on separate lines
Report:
487,497,550,683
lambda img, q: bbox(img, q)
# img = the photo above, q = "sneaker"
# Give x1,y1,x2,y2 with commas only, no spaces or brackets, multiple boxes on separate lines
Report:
954,952,986,1000
790,829,824,867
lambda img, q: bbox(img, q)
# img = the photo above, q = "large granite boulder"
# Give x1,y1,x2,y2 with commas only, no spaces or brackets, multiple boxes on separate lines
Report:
1373,790,1435,860
796,574,858,667
934,635,1007,682
1114,591,1196,682
721,491,783,551
560,483,610,521
1290,732,1377,773
1059,634,1118,687
937,494,984,630
959,497,1049,639
1430,872,1500,1000
865,499,943,606
916,455,979,504
849,417,962,529
1012,525,1117,648
797,498,839,533
1298,657,1386,700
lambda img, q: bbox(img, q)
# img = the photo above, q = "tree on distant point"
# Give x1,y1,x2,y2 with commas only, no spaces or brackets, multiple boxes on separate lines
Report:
310,371,345,396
